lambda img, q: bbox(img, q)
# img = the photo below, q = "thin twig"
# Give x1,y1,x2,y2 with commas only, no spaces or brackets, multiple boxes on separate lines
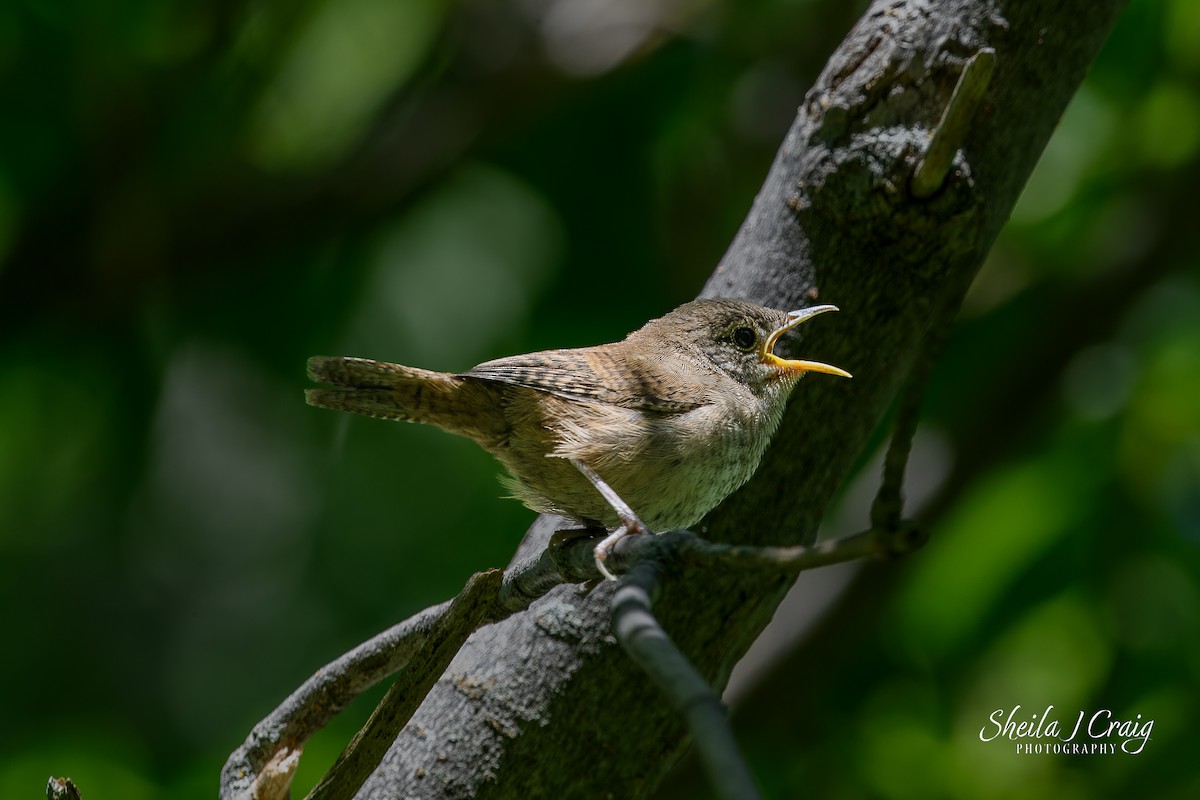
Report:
305,569,504,800
612,560,761,800
911,48,996,198
221,532,602,800
609,526,921,577
867,266,961,543
219,600,452,800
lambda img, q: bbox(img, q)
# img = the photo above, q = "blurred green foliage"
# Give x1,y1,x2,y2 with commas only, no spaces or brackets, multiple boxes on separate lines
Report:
0,0,1196,798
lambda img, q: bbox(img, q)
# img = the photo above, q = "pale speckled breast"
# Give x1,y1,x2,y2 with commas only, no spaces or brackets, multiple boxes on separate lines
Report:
488,385,790,531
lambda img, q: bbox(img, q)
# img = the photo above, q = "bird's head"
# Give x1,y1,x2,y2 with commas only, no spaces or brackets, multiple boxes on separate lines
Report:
637,298,851,397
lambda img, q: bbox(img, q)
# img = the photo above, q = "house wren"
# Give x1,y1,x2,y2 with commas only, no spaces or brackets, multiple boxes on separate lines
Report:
306,298,850,578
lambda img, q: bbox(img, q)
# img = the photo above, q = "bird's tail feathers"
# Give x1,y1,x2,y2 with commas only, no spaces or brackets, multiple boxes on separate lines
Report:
305,356,504,442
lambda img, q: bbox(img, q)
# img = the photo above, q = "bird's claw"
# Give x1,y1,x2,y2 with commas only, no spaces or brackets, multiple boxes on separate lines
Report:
569,459,654,581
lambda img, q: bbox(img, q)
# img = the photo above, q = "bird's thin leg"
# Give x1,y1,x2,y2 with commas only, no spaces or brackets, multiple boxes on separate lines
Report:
570,459,651,580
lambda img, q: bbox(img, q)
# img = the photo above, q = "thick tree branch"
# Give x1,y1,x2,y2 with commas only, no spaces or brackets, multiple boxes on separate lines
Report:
220,600,452,800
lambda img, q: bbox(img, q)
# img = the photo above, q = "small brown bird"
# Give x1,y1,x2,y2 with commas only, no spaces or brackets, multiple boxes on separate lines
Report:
306,299,850,578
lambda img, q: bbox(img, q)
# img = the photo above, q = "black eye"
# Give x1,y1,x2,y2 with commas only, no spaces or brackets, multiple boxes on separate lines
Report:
731,326,757,351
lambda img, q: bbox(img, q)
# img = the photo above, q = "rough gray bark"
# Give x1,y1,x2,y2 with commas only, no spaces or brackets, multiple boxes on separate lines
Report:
355,1,1127,797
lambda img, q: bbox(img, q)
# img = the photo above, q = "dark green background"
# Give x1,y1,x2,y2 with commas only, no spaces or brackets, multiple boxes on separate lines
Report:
1,1,1196,797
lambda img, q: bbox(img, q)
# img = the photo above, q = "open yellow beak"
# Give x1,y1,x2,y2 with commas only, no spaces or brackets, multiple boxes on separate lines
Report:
761,305,852,378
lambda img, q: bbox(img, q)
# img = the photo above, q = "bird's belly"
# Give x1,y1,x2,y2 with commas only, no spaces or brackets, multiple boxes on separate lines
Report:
494,396,774,531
